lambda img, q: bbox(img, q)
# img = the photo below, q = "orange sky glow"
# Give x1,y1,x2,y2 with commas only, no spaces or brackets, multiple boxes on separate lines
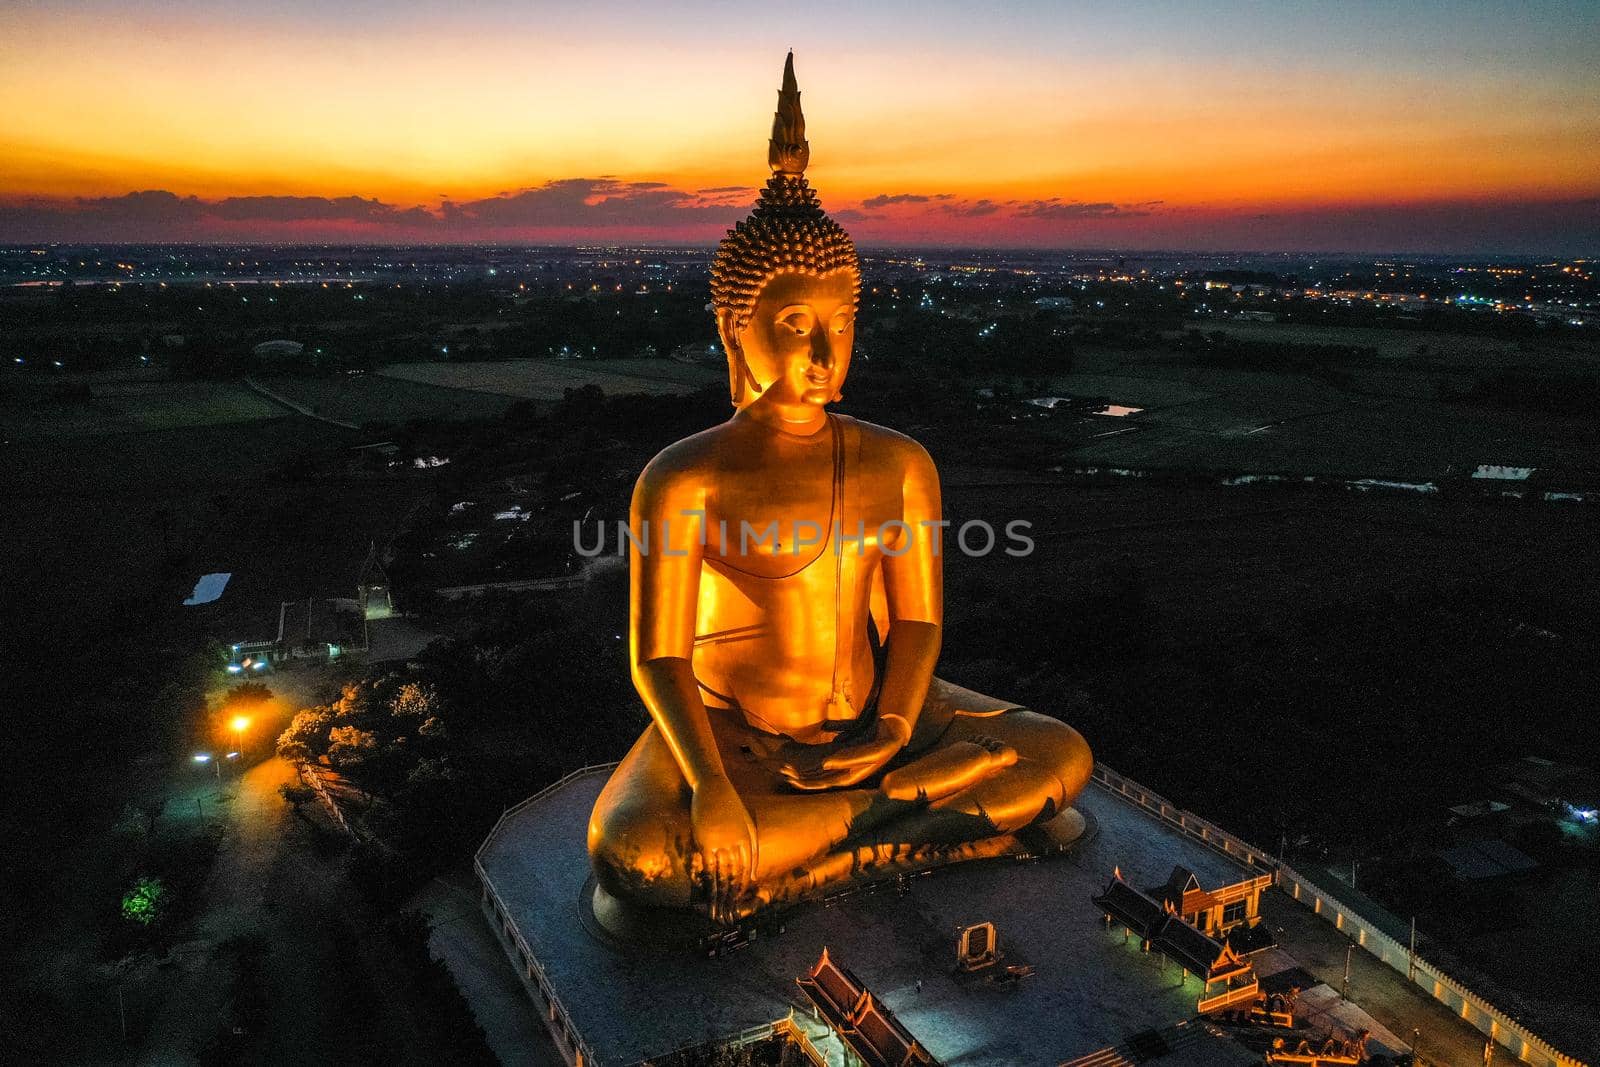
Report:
2,2,1596,252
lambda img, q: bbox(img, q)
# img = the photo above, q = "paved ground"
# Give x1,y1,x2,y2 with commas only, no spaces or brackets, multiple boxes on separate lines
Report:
1263,892,1498,1067
367,614,441,663
414,876,565,1067
478,770,1266,1066
1250,947,1409,1057
475,768,1562,1067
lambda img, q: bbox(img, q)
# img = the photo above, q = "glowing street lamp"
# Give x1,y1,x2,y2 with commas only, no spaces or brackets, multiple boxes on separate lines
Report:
231,716,250,764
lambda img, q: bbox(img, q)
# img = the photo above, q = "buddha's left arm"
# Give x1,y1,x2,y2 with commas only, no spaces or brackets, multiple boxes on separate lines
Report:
876,438,944,744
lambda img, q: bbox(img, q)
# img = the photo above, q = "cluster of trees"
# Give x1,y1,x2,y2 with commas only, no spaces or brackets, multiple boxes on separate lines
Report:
104,794,221,958
278,589,642,865
485,291,714,361
1170,328,1376,383
380,383,728,599
2,279,723,379
1064,318,1170,350
385,912,497,1065
1440,368,1600,418
941,554,1600,865
861,307,1074,378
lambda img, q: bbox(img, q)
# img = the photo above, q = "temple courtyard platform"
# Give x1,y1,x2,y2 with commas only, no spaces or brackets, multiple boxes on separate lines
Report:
473,765,1425,1066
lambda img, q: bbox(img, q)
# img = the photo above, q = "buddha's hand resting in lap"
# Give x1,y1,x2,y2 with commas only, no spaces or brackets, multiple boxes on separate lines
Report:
780,714,913,792
689,774,758,919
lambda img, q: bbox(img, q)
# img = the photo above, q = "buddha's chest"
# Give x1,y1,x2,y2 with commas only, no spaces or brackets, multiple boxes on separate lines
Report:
703,460,902,577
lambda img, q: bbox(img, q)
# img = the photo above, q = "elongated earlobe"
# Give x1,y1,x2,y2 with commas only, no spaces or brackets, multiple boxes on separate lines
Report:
719,309,765,407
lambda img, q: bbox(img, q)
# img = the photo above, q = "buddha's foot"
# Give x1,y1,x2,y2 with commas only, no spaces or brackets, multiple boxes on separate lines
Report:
778,803,1090,905
880,738,1018,802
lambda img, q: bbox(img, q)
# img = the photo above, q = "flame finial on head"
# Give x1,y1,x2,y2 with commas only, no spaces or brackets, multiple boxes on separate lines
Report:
768,51,809,175
711,53,861,404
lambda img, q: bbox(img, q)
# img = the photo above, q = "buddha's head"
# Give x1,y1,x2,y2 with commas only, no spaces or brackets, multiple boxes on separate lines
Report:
711,53,861,414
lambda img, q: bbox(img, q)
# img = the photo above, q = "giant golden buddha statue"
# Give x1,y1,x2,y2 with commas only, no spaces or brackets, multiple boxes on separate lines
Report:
588,54,1092,932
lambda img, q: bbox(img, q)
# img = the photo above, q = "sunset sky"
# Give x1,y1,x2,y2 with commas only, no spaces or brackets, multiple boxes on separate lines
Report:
1,0,1596,252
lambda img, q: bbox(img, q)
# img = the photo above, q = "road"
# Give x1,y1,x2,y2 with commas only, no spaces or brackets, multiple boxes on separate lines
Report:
135,755,428,1065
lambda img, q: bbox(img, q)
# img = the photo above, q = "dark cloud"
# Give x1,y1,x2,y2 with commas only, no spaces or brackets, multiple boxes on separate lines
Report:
943,198,1001,217
0,189,440,240
862,192,955,209
0,190,207,241
853,193,1149,221
77,189,207,224
1016,199,1150,220
444,178,739,229
211,195,433,224
3,182,1594,255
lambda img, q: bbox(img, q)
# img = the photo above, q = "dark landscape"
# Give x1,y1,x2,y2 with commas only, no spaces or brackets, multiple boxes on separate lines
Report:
3,242,1597,1064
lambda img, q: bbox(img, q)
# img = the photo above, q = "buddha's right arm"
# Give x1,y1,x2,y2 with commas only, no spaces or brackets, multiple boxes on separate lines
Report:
628,455,728,791
632,657,726,790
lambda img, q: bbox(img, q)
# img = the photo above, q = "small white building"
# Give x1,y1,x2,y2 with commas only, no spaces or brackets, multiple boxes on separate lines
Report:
1470,464,1535,481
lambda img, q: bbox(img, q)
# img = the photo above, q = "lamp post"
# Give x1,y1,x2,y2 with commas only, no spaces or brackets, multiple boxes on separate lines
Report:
230,716,250,766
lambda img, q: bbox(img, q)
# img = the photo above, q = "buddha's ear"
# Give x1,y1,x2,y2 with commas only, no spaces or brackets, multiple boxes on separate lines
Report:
716,308,741,362
717,308,761,407
716,308,740,406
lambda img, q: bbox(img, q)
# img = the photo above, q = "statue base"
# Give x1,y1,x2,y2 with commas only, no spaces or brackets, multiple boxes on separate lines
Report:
581,806,1093,951
475,767,1276,1066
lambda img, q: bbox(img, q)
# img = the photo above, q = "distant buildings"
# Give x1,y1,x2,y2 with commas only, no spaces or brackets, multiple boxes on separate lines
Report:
1499,756,1600,819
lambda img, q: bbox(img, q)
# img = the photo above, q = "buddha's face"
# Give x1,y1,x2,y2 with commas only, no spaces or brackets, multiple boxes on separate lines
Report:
720,270,856,416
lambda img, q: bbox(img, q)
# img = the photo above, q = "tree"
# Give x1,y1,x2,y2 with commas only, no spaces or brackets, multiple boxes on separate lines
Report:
327,725,378,771
278,707,334,762
120,876,167,927
278,783,316,814
389,682,438,719
223,681,273,708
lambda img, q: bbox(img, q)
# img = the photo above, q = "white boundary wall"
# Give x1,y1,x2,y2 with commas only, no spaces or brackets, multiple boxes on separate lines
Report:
476,764,618,1067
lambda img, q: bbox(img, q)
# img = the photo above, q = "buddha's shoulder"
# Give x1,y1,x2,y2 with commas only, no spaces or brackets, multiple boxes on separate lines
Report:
634,425,725,491
844,417,938,475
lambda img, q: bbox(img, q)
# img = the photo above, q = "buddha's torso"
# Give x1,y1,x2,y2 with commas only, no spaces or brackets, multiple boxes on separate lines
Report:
687,416,913,739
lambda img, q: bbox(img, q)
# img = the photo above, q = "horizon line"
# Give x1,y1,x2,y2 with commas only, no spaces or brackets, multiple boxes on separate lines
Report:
3,239,1594,262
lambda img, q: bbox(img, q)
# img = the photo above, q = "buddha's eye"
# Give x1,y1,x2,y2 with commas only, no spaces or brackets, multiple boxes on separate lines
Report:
831,312,854,334
779,310,814,336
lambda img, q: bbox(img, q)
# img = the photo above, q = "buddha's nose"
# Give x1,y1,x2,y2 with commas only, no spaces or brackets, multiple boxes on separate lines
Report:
809,330,833,370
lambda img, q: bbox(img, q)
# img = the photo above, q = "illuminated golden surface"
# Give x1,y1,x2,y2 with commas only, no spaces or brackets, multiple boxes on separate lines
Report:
587,55,1092,927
